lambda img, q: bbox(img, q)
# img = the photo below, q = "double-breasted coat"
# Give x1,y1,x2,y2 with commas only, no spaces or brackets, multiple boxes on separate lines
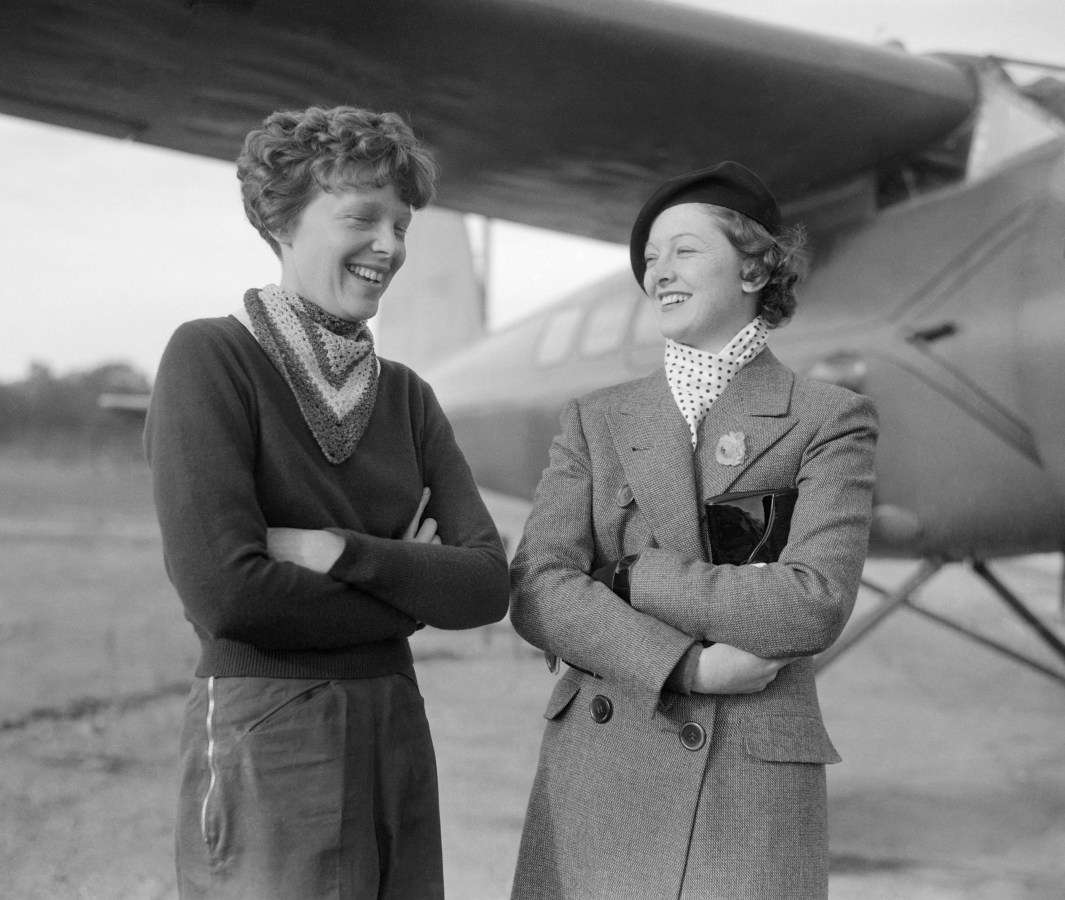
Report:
509,347,878,900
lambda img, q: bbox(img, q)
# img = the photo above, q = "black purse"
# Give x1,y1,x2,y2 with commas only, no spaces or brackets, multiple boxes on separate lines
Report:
704,487,798,565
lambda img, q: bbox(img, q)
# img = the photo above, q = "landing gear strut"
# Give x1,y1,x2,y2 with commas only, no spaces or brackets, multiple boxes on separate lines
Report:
815,557,1065,686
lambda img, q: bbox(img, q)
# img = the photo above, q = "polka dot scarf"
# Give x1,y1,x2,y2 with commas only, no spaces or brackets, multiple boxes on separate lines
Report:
665,317,769,448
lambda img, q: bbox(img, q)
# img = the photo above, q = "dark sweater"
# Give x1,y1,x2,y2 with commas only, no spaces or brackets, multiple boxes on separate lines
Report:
145,315,509,679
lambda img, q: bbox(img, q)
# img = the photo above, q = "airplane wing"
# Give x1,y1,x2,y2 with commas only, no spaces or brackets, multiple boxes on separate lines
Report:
0,0,976,241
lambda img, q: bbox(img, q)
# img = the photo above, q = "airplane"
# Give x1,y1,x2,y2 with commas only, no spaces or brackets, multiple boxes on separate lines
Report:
4,0,1064,684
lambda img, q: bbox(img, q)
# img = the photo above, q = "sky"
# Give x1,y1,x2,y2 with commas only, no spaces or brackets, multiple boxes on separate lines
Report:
1,0,1063,382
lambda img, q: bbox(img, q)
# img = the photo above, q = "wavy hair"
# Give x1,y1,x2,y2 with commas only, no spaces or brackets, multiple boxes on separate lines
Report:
237,105,439,257
703,205,809,327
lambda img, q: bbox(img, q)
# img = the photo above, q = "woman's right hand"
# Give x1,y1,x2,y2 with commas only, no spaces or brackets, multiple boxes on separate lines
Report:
403,487,442,544
692,642,793,694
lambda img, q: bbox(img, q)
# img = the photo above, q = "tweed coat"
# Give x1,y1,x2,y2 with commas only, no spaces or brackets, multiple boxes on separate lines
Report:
509,347,878,900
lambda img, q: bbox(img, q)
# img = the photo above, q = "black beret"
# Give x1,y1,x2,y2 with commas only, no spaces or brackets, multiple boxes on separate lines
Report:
629,161,782,285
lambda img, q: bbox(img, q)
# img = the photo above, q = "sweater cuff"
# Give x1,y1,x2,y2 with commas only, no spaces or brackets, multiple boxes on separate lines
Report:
326,527,362,580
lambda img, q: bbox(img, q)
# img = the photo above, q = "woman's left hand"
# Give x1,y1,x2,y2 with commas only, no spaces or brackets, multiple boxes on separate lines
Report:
692,642,795,694
402,486,443,545
267,527,345,574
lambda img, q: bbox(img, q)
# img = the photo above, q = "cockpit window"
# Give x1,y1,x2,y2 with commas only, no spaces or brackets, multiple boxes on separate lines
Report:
632,296,662,346
876,63,1065,209
967,67,1065,179
580,298,633,357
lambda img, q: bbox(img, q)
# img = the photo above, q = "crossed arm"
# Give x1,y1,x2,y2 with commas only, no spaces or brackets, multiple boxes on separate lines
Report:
511,392,876,702
146,321,508,647
511,415,801,702
267,486,442,571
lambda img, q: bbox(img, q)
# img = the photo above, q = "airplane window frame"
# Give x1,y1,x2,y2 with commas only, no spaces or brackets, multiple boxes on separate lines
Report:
579,297,635,358
632,296,662,346
534,305,584,368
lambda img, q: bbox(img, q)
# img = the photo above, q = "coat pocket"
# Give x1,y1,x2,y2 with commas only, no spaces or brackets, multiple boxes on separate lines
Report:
743,714,842,765
542,674,582,720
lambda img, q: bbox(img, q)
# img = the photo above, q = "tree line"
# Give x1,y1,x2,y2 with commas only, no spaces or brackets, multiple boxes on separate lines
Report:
0,362,150,460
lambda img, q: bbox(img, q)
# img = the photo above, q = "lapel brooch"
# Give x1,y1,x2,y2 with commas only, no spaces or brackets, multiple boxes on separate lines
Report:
715,431,746,467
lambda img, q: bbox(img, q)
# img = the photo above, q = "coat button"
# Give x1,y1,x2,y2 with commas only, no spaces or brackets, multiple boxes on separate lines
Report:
590,695,613,724
615,484,634,507
680,722,706,751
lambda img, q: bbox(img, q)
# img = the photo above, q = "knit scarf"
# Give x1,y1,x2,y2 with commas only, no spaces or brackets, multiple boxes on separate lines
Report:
244,285,378,464
665,317,769,448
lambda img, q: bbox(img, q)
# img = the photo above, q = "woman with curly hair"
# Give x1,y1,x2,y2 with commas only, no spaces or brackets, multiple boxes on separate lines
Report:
509,162,878,899
145,105,509,899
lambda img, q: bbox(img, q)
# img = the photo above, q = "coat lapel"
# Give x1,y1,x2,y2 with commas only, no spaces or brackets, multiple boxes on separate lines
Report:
605,350,797,562
607,371,706,562
697,347,798,500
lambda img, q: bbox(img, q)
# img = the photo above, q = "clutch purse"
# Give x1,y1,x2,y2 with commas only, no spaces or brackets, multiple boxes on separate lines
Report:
704,487,797,565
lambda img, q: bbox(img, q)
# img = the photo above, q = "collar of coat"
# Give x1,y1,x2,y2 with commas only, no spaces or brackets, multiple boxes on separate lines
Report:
606,347,797,563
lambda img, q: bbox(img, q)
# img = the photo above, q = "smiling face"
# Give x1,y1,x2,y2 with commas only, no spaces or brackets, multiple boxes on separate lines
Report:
275,179,411,322
643,203,766,353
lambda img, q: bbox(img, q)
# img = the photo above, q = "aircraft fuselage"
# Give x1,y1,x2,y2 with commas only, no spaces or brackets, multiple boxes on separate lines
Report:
429,139,1065,561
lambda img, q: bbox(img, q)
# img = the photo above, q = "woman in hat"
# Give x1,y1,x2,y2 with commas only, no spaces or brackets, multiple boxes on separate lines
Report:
509,162,878,899
145,105,509,899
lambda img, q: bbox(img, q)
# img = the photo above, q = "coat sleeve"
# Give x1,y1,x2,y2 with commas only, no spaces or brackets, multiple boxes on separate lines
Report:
325,381,511,630
510,399,698,714
145,321,418,650
628,389,878,657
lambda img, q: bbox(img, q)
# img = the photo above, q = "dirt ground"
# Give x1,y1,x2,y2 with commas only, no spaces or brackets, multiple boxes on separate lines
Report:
1,459,1064,899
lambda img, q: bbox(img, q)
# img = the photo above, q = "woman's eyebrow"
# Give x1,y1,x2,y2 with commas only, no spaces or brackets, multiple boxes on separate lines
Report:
648,232,704,246
336,198,378,213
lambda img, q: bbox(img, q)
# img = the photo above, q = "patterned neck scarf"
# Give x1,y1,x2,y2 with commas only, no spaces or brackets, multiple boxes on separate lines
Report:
665,317,769,448
244,284,378,464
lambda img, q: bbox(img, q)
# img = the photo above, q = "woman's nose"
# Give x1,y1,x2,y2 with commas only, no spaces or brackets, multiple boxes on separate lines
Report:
371,227,400,257
643,261,669,293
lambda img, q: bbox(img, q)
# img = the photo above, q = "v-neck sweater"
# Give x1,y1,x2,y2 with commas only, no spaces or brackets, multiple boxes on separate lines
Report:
145,315,509,679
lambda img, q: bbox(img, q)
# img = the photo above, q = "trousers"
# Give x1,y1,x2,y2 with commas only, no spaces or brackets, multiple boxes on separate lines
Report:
175,673,443,900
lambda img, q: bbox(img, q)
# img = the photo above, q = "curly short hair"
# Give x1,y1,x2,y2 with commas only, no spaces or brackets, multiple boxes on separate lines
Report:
237,105,439,257
703,206,809,327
